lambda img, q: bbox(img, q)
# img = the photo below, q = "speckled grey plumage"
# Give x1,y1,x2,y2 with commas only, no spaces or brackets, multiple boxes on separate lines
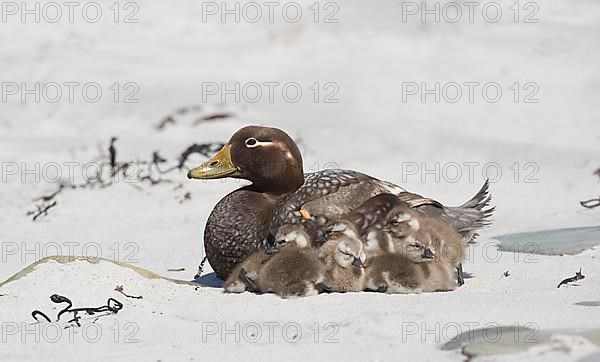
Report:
270,170,493,245
339,193,403,238
269,169,401,240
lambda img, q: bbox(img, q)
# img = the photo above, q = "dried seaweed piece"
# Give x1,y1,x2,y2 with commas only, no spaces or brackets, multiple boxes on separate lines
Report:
31,310,51,323
156,116,176,130
29,201,58,221
167,268,186,272
109,137,118,170
193,112,235,125
155,105,203,129
115,285,143,299
580,197,600,209
557,268,585,288
33,185,66,202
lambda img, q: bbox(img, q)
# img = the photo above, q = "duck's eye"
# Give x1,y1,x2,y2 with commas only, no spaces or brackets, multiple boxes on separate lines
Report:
245,138,258,148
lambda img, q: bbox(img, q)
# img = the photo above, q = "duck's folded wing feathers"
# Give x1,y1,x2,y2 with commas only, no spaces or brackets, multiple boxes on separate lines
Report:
269,169,388,229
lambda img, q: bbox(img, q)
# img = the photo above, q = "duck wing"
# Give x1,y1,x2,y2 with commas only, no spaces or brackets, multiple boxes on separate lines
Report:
269,169,398,232
269,170,493,244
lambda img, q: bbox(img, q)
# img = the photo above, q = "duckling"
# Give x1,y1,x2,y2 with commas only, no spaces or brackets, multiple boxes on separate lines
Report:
257,224,325,298
187,125,493,279
383,205,465,284
318,222,367,292
224,251,271,293
264,220,318,254
365,253,457,294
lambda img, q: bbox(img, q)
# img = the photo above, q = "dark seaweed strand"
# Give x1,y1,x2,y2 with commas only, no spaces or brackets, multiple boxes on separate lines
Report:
31,310,51,323
31,294,124,325
580,197,600,209
28,137,225,221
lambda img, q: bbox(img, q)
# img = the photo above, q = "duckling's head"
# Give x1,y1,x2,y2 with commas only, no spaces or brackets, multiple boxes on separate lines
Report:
327,220,361,240
399,234,435,263
332,236,366,269
266,224,313,254
383,204,421,237
384,206,435,262
188,126,304,193
323,225,366,269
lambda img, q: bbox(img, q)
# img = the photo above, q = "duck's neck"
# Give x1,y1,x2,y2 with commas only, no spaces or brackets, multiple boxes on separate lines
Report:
248,165,304,196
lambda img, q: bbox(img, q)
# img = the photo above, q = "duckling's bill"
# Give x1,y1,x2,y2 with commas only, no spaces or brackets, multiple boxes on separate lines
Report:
187,144,241,179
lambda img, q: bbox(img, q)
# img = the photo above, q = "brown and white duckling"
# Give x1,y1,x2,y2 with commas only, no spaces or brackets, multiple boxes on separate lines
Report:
382,204,466,285
224,251,271,294
225,224,322,296
384,206,464,266
365,253,458,294
318,222,367,292
187,125,493,280
257,224,325,298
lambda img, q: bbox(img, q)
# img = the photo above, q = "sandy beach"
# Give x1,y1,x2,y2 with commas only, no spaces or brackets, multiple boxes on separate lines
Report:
1,1,599,360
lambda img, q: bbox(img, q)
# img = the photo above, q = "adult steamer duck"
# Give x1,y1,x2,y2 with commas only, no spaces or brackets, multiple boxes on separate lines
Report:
187,126,494,280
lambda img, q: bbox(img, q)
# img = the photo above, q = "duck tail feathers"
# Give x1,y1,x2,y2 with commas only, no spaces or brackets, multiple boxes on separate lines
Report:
446,179,495,243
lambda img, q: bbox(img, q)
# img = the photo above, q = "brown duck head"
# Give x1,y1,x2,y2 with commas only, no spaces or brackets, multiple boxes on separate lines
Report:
187,126,304,194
